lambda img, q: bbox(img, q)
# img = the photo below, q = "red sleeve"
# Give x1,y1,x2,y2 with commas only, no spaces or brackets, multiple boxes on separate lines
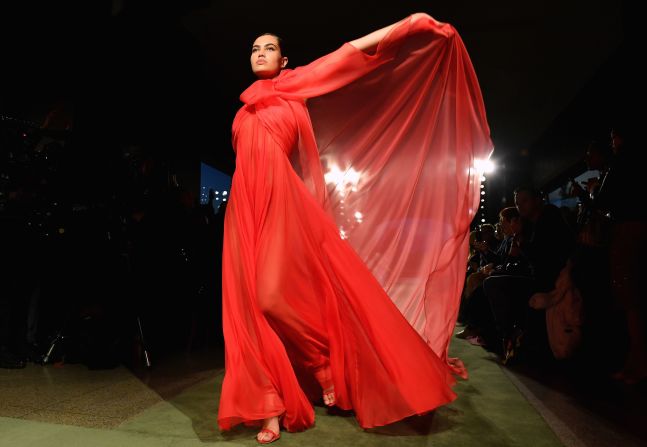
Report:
274,15,412,99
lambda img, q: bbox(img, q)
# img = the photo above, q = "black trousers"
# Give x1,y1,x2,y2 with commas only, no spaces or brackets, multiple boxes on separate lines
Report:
483,275,547,351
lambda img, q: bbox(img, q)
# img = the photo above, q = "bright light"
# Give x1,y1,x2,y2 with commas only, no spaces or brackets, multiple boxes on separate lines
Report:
481,176,487,182
481,191,485,195
481,219,486,222
324,164,342,184
474,159,495,174
324,164,361,196
223,191,228,196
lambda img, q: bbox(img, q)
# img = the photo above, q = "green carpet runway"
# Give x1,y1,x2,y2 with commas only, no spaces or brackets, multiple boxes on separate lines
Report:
0,338,562,447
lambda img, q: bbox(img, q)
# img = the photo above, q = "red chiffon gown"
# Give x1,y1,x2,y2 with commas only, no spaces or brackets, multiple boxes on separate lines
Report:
217,13,492,432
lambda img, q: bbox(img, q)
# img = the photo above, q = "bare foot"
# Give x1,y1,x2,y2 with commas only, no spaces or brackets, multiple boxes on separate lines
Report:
256,416,280,443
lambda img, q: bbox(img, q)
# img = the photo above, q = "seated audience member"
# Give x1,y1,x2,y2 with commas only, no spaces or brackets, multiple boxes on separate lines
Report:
483,187,575,362
458,207,527,348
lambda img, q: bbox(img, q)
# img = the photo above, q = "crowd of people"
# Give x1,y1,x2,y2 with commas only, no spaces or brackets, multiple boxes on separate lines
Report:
1,108,225,370
458,124,646,384
2,107,644,388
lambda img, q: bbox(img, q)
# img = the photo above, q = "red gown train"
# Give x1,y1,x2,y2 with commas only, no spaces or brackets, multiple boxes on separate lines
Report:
217,13,493,432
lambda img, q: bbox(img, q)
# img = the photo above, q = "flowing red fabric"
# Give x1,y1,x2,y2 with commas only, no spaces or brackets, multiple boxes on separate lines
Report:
218,13,492,432
307,15,493,371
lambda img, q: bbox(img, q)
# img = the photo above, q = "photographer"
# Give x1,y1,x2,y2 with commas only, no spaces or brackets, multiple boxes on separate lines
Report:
569,140,612,247
470,224,500,269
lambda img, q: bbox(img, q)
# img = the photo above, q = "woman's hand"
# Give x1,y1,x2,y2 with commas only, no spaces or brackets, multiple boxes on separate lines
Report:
410,12,431,22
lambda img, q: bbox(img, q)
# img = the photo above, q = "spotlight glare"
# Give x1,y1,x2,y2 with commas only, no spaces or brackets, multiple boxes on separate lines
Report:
474,159,495,174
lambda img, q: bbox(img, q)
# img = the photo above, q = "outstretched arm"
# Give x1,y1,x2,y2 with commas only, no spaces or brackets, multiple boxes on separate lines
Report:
274,13,431,99
349,13,427,53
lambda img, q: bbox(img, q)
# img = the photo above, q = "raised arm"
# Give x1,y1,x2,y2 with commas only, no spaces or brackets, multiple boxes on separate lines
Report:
348,23,397,54
349,13,428,54
270,13,432,100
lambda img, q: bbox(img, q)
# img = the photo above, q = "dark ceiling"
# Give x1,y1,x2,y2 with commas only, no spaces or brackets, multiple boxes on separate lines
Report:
2,0,639,204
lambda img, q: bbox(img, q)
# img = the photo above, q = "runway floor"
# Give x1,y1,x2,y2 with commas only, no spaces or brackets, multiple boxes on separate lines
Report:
1,329,644,447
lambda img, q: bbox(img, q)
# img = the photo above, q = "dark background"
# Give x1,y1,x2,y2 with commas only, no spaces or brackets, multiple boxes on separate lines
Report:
1,0,641,220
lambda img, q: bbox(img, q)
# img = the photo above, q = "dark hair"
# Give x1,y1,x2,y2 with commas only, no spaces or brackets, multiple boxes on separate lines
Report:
257,32,286,55
499,206,520,222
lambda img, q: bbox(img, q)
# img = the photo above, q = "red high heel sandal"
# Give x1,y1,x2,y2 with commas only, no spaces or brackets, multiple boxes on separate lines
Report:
256,427,280,444
314,365,336,406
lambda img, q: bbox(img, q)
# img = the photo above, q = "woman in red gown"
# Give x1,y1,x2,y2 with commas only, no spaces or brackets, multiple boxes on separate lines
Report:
217,13,492,444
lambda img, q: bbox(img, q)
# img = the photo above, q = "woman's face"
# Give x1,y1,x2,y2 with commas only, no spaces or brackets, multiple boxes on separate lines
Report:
250,34,287,79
